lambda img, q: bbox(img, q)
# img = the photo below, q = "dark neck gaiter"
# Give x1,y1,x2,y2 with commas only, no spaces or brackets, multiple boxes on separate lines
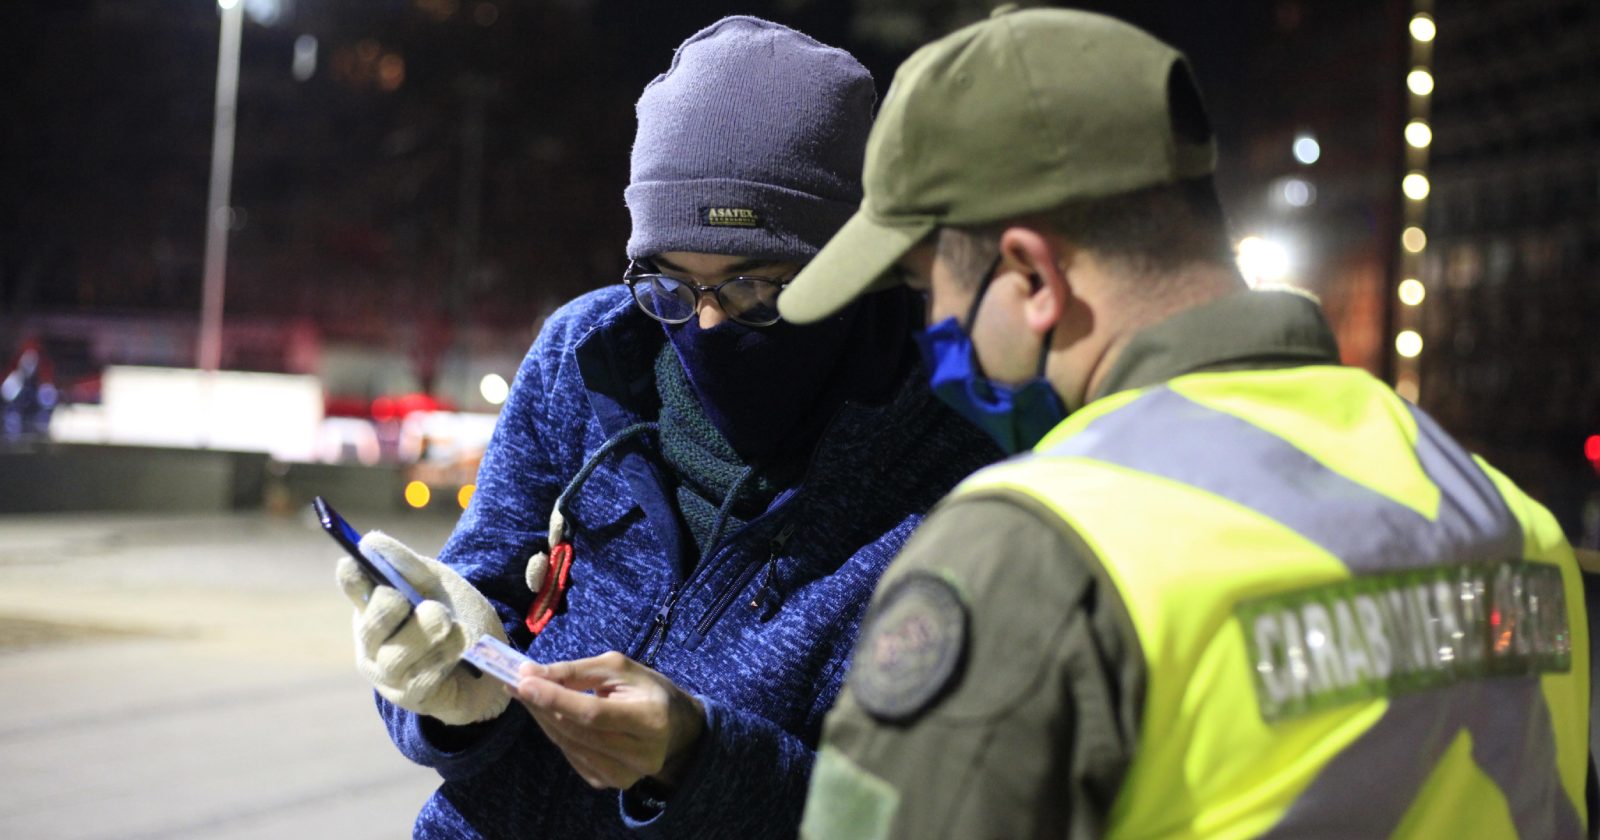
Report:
661,288,913,463
655,345,795,559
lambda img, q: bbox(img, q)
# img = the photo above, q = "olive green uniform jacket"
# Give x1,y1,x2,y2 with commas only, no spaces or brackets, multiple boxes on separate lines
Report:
803,290,1343,839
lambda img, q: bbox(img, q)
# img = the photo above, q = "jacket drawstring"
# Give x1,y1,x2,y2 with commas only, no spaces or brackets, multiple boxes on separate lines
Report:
524,422,657,633
524,422,774,636
700,464,758,561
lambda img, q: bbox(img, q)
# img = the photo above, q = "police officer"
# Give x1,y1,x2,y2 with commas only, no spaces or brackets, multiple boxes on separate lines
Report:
778,8,1591,839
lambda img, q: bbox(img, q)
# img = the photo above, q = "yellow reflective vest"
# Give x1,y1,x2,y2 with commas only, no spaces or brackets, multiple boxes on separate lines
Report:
956,364,1589,839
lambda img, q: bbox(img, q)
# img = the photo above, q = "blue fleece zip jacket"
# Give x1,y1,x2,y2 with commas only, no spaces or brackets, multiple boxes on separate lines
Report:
378,286,999,839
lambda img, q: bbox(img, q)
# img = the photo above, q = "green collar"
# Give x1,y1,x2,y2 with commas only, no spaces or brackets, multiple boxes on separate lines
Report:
1091,289,1342,402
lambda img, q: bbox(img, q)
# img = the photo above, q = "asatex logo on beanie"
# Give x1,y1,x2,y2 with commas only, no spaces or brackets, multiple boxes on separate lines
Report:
624,16,876,263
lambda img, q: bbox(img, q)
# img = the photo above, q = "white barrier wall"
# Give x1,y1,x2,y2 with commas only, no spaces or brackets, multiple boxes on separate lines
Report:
94,366,324,462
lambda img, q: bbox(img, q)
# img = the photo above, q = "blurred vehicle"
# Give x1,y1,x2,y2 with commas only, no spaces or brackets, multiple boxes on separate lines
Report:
316,390,494,510
397,410,496,511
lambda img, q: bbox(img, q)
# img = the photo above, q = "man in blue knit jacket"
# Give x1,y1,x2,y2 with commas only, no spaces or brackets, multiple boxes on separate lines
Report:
334,16,997,839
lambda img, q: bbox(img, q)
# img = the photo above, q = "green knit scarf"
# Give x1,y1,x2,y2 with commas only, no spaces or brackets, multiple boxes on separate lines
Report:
654,344,798,561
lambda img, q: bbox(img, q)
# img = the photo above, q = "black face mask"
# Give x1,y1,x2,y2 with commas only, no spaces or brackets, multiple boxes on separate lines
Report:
663,304,861,461
662,286,915,460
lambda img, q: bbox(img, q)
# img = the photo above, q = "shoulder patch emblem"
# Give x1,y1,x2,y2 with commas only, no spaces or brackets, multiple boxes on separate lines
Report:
849,572,968,723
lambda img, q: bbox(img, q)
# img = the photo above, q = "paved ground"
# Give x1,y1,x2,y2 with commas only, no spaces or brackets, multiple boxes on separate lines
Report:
0,510,459,839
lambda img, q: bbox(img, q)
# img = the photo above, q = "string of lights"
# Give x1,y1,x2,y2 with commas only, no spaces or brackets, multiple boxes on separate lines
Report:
1393,2,1436,402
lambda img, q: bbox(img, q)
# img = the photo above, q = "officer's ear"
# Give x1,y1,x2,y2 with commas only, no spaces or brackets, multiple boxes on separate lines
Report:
998,225,1071,338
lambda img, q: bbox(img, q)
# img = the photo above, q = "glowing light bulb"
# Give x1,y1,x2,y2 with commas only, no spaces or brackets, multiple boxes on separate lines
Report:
1403,172,1431,200
1403,227,1427,253
480,373,510,405
1292,134,1321,165
1405,120,1432,148
1282,178,1314,207
1236,236,1292,287
1408,69,1435,96
405,481,432,509
1410,14,1436,42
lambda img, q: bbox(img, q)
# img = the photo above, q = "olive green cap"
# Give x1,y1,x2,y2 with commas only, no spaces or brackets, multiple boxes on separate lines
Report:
779,7,1217,323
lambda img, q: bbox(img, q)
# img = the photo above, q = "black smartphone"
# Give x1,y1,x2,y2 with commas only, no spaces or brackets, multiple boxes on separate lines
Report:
314,496,427,607
314,495,485,679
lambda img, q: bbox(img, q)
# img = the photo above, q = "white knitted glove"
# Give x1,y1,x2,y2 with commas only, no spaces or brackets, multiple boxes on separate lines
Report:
336,531,511,725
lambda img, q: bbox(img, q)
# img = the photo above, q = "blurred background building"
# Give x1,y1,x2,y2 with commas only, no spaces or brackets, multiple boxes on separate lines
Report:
1,0,1595,536
1418,0,1600,538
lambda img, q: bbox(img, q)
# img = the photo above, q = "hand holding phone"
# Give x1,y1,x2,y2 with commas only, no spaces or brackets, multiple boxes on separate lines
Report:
317,496,535,689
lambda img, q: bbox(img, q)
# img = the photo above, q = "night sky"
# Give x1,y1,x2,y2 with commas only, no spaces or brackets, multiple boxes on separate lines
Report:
0,1,1282,336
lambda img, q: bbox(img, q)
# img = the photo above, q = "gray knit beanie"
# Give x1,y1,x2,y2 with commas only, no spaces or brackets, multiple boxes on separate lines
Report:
624,16,876,263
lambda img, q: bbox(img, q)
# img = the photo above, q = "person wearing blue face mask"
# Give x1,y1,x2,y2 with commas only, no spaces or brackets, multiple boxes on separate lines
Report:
330,16,998,840
911,251,1070,455
781,9,1588,840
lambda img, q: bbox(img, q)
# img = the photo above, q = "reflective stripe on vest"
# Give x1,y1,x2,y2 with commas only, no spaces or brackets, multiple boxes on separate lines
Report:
957,368,1587,839
1045,386,1580,839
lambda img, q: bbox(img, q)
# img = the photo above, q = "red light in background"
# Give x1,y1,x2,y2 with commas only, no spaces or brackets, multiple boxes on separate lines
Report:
371,396,397,422
396,393,439,417
369,392,454,423
1586,435,1600,463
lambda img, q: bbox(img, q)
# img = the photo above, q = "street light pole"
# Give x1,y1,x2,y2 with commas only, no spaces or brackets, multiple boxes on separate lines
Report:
199,0,244,372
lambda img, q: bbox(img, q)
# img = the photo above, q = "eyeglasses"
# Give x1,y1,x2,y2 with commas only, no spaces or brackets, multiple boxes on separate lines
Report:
623,260,790,327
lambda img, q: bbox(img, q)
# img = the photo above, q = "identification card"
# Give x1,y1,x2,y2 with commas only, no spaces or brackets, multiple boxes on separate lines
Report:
461,635,537,687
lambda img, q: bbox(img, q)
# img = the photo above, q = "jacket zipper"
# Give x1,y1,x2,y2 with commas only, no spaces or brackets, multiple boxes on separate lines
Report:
637,530,749,663
690,521,797,643
636,511,792,663
636,584,679,666
632,403,852,666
